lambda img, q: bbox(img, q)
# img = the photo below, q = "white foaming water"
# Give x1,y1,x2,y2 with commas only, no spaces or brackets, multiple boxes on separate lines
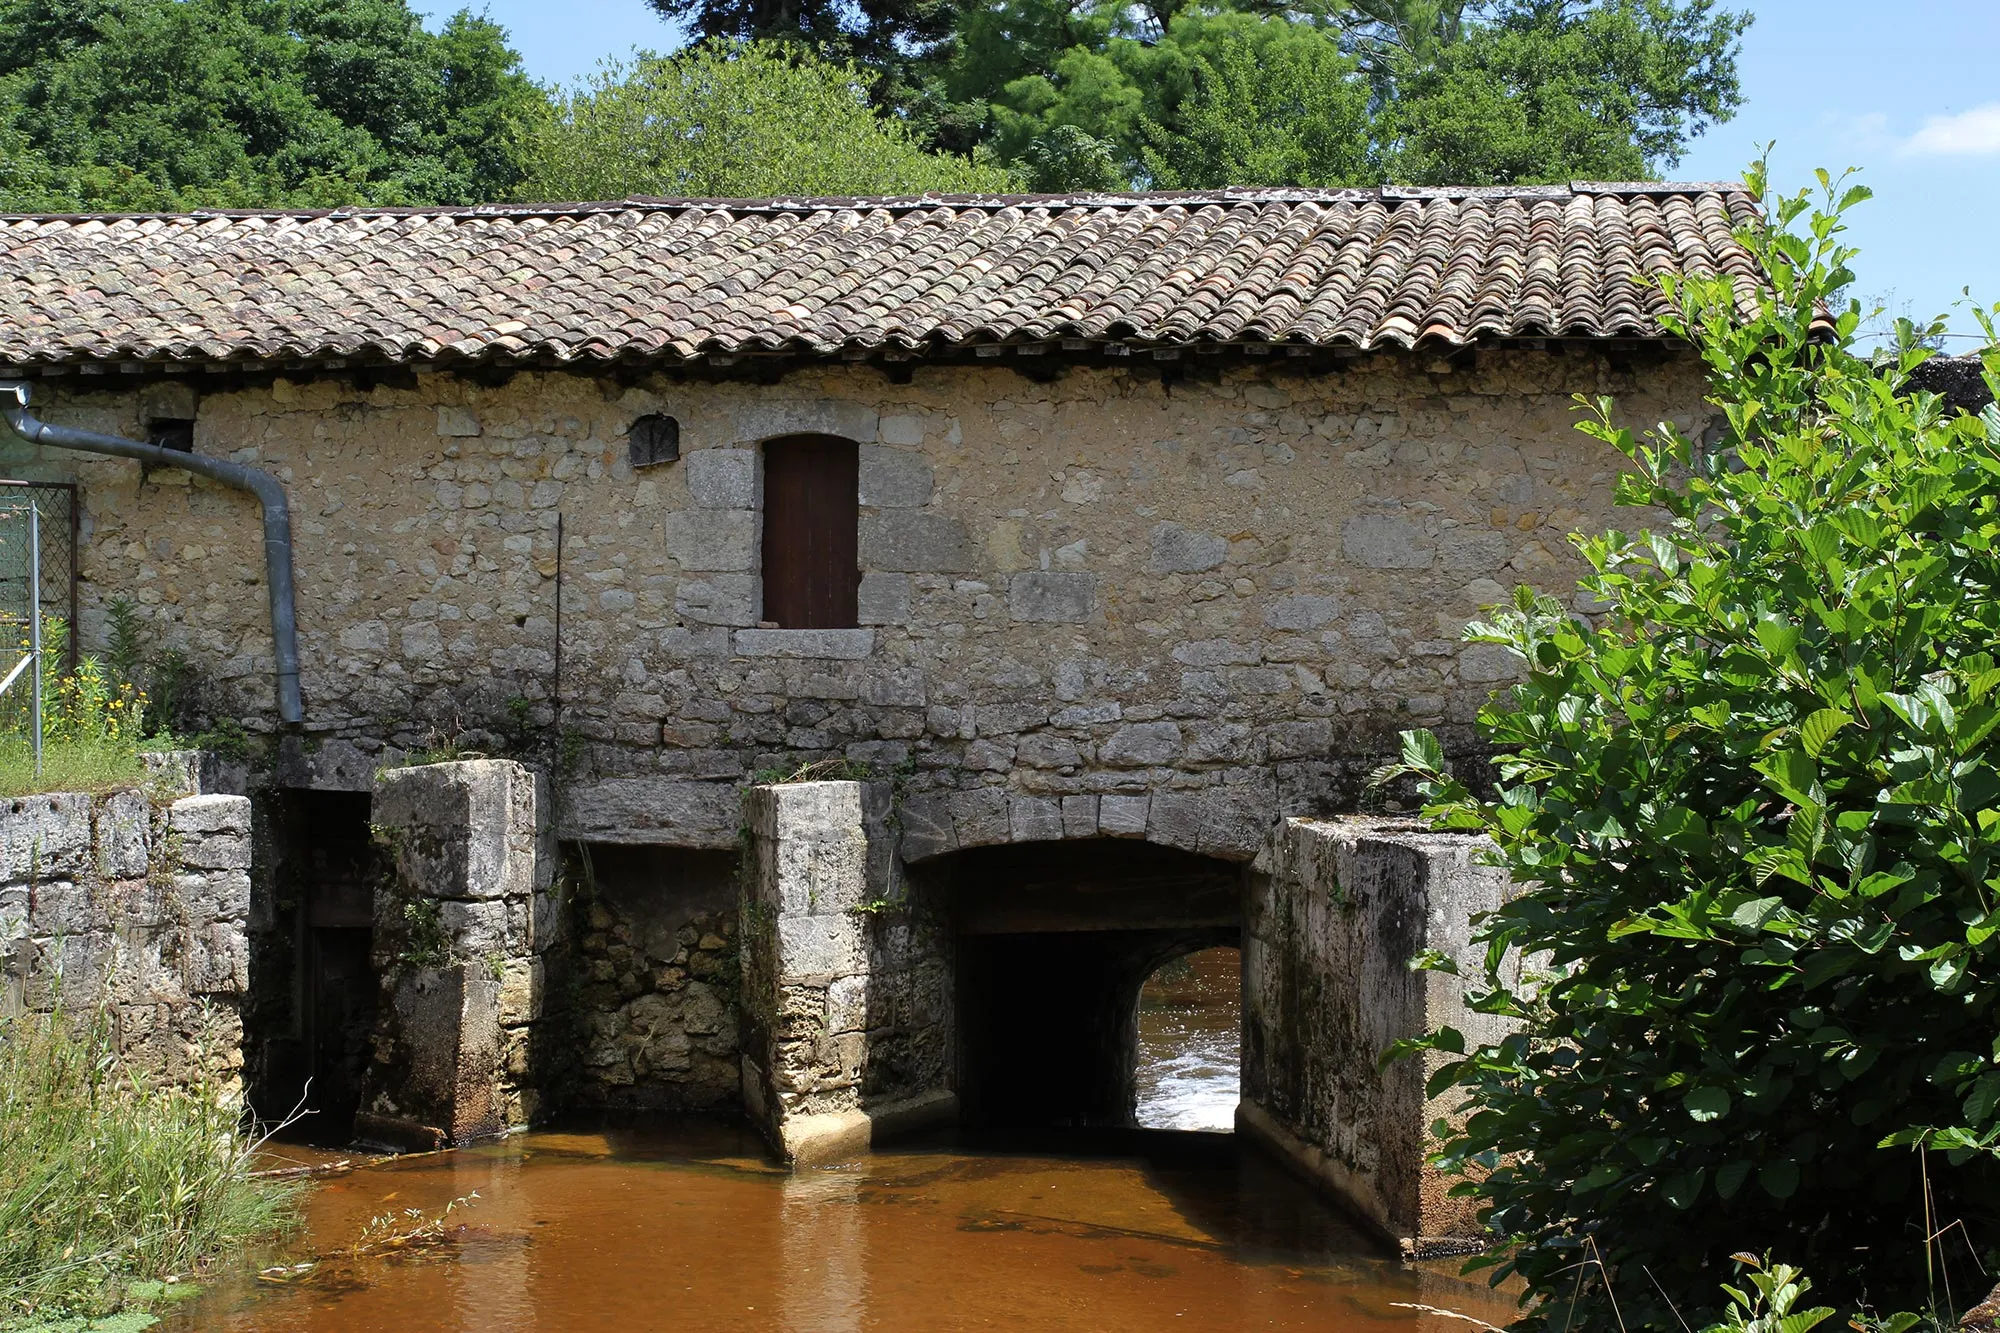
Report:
1133,948,1241,1132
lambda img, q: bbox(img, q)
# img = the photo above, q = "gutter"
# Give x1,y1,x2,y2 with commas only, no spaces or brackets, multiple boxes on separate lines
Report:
0,380,303,724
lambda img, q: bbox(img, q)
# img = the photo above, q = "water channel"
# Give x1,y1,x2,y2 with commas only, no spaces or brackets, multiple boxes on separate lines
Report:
173,947,1514,1331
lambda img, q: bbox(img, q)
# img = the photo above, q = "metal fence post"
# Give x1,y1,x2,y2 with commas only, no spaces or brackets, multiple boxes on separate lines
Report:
28,498,41,779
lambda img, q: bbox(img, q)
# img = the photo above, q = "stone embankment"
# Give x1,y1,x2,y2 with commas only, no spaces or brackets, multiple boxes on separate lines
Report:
0,763,252,1090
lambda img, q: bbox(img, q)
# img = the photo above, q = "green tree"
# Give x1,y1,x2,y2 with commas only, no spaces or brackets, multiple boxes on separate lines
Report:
942,0,1748,188
0,0,542,212
1379,168,2000,1327
514,40,1015,203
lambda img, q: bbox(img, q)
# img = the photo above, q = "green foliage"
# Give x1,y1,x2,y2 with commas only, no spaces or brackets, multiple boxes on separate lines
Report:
746,756,877,786
1699,1255,1836,1333
514,40,1015,203
0,0,542,212
941,0,1747,188
0,618,152,797
399,898,450,969
1379,166,2000,1325
0,1009,297,1319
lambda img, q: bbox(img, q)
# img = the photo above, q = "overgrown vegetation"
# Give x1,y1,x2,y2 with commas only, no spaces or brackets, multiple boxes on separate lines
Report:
0,1009,298,1323
1378,165,2000,1325
0,618,150,797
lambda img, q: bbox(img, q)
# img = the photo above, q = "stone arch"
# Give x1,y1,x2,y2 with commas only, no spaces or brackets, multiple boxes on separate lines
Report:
925,836,1243,1128
895,785,1278,866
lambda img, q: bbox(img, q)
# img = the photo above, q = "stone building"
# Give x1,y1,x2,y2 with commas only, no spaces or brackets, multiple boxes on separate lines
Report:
0,183,1756,1248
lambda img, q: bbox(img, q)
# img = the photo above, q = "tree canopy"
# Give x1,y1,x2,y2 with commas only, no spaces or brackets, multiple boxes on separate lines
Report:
0,0,1751,211
0,0,541,212
514,40,1014,203
943,0,1750,188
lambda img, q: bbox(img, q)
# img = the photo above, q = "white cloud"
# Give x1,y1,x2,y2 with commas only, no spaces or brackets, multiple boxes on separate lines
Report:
1901,104,2000,157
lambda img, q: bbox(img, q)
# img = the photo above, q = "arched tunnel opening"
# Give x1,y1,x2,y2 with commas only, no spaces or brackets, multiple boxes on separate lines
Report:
927,838,1243,1132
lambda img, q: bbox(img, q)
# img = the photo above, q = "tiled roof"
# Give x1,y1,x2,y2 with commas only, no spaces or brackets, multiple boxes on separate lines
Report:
0,183,1761,371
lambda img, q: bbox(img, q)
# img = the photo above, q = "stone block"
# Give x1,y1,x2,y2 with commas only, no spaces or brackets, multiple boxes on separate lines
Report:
684,448,759,508
946,788,1011,849
1186,721,1251,763
1438,530,1512,572
1009,572,1096,623
1197,786,1273,860
1018,734,1082,769
1342,515,1433,569
436,405,479,437
730,400,878,445
1061,795,1099,839
561,777,740,849
856,573,911,626
1099,794,1149,838
897,797,956,865
1146,791,1204,852
95,790,151,880
1458,642,1525,683
1148,522,1227,574
440,899,508,956
676,574,762,626
877,414,926,447
777,913,867,979
185,921,249,995
732,628,876,660
168,795,253,871
660,626,732,656
173,870,250,927
859,446,934,507
860,512,974,573
1264,595,1341,630
1008,796,1062,844
0,793,92,882
665,508,758,572
1100,722,1183,767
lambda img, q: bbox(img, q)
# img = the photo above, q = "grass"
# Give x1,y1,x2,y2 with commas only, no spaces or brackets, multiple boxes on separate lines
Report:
0,1009,300,1323
0,739,152,800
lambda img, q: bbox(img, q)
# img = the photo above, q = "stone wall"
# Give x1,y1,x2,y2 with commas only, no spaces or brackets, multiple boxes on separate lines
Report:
571,843,740,1109
0,784,252,1091
1241,817,1519,1257
360,759,561,1147
0,350,1705,852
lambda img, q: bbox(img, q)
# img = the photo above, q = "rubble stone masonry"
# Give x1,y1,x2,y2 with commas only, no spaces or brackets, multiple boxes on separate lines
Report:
0,349,1706,846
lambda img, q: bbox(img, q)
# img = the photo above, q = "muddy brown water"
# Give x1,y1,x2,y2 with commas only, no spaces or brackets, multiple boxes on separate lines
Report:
182,951,1513,1330
180,1122,1516,1332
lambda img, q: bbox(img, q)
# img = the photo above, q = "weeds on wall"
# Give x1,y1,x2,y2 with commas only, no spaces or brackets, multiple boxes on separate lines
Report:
1377,163,2000,1326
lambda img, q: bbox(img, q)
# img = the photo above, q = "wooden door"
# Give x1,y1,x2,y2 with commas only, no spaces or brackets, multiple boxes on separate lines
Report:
761,434,859,628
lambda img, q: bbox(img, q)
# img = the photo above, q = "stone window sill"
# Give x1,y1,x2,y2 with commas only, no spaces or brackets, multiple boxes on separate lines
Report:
732,628,876,660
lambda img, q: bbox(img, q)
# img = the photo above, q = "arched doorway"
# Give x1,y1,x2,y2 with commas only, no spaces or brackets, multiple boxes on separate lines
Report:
1133,946,1241,1131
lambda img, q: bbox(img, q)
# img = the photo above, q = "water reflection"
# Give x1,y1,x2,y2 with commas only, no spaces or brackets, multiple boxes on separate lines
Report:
1135,946,1242,1131
174,1119,1516,1333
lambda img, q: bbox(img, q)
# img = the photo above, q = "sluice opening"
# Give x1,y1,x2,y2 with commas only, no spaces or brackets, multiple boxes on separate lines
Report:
941,839,1241,1132
1134,946,1241,1132
256,788,380,1145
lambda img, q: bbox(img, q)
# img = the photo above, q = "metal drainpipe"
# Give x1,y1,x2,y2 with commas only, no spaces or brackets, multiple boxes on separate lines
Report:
0,380,304,725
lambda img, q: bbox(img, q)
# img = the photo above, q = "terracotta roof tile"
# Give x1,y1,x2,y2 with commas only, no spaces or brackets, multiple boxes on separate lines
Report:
0,184,1758,370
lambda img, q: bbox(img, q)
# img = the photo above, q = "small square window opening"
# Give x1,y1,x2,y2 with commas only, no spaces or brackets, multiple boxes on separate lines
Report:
629,414,680,468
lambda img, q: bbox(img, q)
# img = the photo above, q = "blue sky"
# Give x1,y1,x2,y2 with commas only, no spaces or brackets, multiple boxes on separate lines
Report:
417,0,1999,343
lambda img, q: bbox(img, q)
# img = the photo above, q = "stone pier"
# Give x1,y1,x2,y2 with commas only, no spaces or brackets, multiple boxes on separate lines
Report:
1241,816,1519,1257
358,758,560,1149
738,780,953,1164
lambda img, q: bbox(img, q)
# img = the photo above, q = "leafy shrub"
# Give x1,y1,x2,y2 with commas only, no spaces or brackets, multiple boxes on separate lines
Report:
1383,166,2000,1325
